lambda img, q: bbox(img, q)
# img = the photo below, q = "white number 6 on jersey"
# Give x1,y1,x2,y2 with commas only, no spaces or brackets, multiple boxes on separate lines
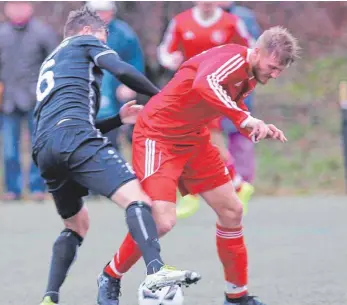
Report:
36,59,55,102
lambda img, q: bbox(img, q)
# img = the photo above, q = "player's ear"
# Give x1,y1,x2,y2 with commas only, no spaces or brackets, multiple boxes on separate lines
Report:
253,47,260,57
252,47,263,63
80,25,93,35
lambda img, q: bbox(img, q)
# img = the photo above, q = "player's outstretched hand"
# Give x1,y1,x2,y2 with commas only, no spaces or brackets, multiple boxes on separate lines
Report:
266,124,287,143
248,119,269,141
119,100,144,124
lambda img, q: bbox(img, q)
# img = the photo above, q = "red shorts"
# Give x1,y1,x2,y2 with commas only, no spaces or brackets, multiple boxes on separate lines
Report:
132,132,231,203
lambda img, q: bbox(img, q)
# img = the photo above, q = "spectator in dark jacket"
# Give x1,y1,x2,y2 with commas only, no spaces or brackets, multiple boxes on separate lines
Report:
0,1,58,201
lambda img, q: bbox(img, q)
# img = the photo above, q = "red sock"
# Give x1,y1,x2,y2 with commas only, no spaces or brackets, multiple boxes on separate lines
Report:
216,224,248,299
104,233,142,278
227,164,243,192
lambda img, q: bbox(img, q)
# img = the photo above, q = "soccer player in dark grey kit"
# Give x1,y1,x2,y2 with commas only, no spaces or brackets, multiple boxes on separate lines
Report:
33,7,200,305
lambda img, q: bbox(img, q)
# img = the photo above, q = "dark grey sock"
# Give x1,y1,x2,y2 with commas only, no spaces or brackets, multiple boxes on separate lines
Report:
125,202,164,275
44,229,83,303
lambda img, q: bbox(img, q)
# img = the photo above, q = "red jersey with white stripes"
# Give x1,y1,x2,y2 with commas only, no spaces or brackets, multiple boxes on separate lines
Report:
158,7,254,70
137,44,257,145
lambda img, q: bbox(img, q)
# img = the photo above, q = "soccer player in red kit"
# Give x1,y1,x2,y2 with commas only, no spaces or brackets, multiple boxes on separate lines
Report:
99,26,300,305
157,1,255,217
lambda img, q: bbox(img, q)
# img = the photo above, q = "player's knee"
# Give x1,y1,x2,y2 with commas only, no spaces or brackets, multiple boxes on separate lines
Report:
63,206,90,238
215,197,243,227
111,179,152,209
126,200,152,215
156,217,176,236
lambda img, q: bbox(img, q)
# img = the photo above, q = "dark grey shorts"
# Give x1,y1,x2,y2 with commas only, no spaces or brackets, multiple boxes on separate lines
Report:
33,123,136,219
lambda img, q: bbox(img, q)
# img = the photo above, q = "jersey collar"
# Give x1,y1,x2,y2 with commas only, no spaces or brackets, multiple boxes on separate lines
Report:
62,34,86,43
192,6,223,28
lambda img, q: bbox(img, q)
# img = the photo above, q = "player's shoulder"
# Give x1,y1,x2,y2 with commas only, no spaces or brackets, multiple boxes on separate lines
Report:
220,43,248,58
174,8,193,23
203,44,249,74
70,34,109,49
205,43,247,57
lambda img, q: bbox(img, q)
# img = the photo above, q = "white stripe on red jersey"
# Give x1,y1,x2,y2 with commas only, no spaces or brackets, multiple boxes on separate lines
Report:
207,53,246,111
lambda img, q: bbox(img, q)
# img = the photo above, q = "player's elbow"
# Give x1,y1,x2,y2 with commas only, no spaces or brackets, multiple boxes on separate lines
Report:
114,66,128,79
191,78,207,96
191,78,203,91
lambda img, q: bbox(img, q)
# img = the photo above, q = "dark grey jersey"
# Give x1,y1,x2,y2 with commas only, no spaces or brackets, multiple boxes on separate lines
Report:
33,35,118,141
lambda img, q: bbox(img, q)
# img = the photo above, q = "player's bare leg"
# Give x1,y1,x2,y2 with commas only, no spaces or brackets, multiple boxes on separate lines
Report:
214,127,255,216
176,166,254,219
201,181,265,305
104,199,177,279
227,163,254,215
98,187,201,305
176,127,254,220
176,167,254,219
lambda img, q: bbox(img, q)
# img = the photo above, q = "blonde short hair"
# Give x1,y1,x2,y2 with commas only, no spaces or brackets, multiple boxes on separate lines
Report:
255,26,301,66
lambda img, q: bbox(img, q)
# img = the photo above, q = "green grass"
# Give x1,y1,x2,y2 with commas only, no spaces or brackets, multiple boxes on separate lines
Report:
254,55,347,195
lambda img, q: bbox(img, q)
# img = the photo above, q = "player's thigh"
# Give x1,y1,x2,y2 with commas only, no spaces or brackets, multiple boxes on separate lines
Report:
50,179,86,218
50,179,90,236
68,139,138,208
34,142,88,223
181,142,243,226
104,128,120,150
200,180,243,228
132,136,188,203
180,142,231,196
111,179,151,208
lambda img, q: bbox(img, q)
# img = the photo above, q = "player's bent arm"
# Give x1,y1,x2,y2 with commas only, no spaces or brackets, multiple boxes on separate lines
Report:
96,54,160,97
95,114,123,134
157,19,183,70
192,70,250,131
95,100,143,133
192,55,263,142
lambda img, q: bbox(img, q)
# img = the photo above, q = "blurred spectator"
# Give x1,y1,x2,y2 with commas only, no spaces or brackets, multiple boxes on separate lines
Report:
0,82,3,130
87,1,145,150
219,1,262,183
158,1,254,71
0,2,58,201
222,1,262,42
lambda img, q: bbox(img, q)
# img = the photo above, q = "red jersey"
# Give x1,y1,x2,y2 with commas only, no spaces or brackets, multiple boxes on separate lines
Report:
137,44,257,145
158,7,254,70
